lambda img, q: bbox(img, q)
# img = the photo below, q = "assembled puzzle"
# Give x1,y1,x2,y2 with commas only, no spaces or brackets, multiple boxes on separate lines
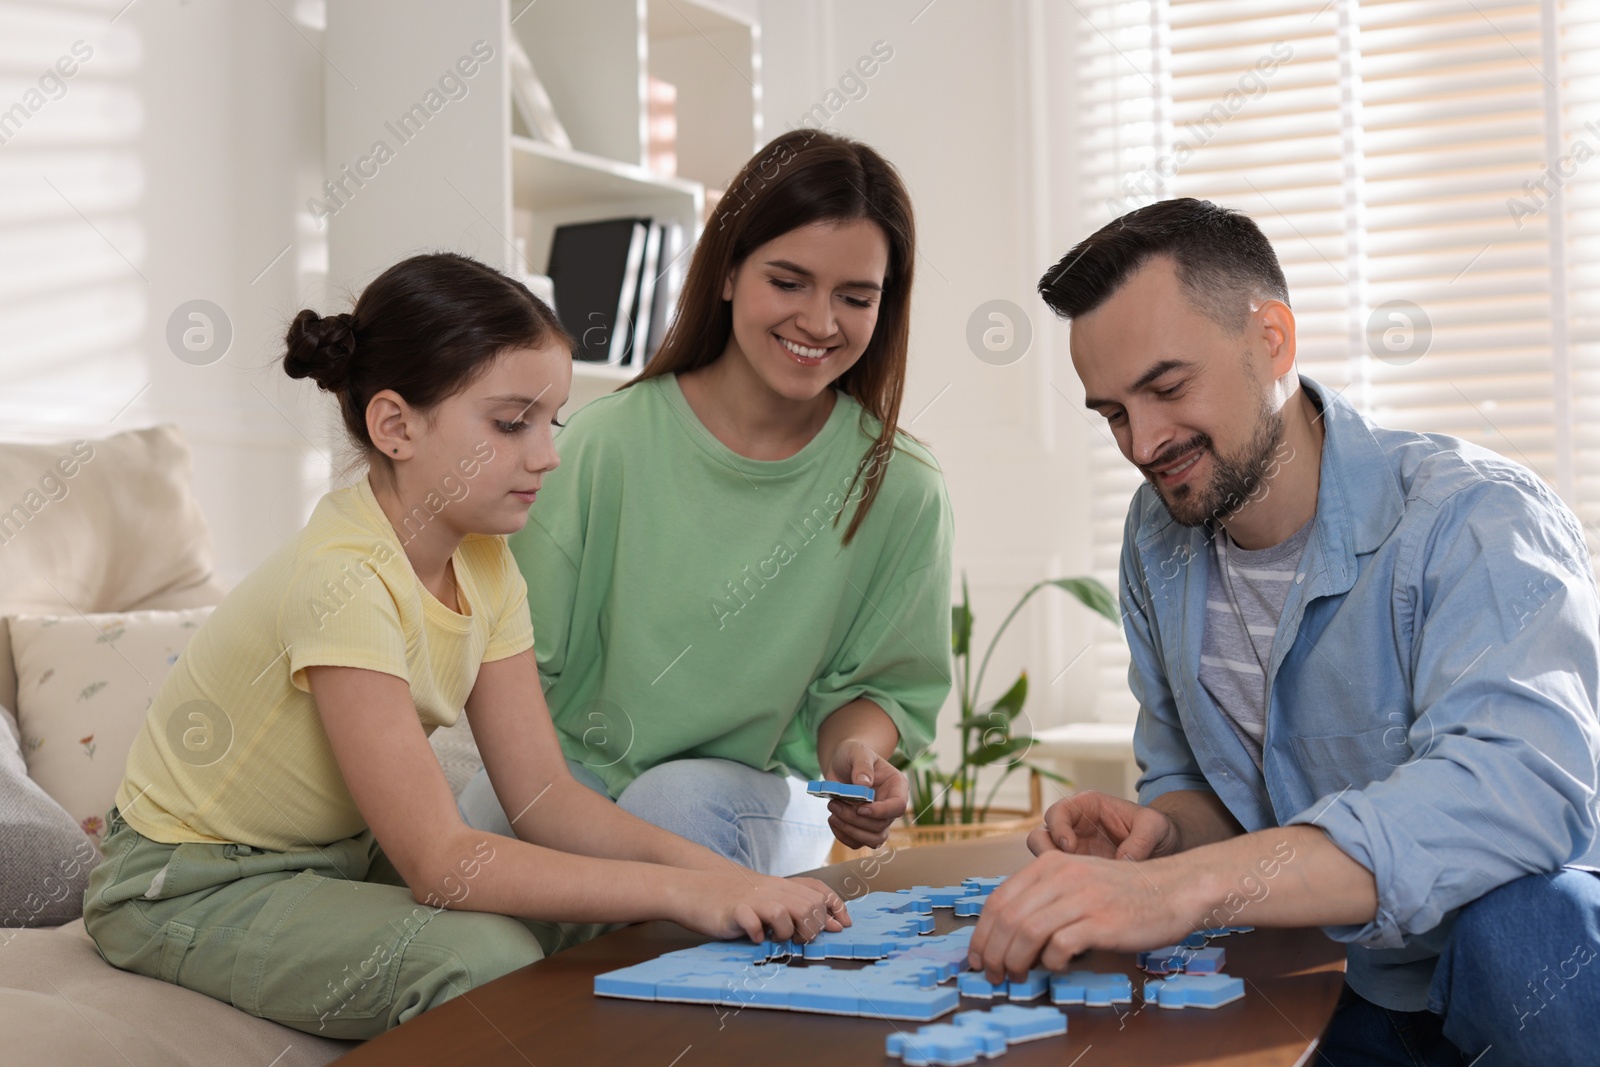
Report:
593,877,1251,1065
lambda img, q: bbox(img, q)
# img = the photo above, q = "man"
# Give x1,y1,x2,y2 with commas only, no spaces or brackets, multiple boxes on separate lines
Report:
969,198,1600,1065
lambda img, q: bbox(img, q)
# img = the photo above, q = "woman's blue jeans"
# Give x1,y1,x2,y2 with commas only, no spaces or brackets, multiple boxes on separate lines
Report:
456,756,836,877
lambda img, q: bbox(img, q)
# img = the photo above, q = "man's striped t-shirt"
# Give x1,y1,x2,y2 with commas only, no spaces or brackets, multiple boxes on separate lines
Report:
1197,517,1314,767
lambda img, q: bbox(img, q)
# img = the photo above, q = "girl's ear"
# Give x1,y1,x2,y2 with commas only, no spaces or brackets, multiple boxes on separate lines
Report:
721,267,735,302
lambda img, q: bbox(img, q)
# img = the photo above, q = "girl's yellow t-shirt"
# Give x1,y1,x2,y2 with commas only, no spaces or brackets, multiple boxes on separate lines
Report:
113,471,535,850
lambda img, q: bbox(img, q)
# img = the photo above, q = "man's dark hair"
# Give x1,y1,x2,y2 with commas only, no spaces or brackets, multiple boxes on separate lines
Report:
1037,198,1289,333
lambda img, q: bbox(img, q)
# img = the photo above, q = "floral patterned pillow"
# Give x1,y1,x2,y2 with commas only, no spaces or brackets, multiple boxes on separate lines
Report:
9,607,214,852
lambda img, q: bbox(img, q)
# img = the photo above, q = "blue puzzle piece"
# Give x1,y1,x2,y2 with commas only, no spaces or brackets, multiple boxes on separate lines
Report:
924,886,971,908
592,967,661,999
960,876,1007,896
888,1023,997,1066
1139,944,1227,974
952,895,988,917
894,884,986,912
1180,931,1209,949
956,972,1005,999
953,1004,1068,1042
844,978,960,1022
868,960,943,990
955,967,1048,1001
1137,945,1187,973
1050,971,1134,1007
893,892,935,914
1006,970,1050,1001
1198,924,1254,937
1144,974,1246,1009
894,886,938,910
807,779,875,802
786,976,859,1015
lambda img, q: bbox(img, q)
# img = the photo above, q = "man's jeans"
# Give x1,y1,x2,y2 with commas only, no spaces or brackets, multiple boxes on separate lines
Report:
1320,867,1600,1066
456,757,836,877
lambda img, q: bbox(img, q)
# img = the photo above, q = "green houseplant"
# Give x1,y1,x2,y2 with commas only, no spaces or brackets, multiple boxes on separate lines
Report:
896,573,1120,828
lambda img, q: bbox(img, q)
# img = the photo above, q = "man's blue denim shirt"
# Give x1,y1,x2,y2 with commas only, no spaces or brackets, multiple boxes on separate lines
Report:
1121,375,1600,1011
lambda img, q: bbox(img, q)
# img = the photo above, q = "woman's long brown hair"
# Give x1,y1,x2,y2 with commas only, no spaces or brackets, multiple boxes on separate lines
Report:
625,128,917,545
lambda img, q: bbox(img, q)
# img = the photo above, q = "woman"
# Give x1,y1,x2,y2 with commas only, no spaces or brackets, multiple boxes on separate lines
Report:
458,129,955,875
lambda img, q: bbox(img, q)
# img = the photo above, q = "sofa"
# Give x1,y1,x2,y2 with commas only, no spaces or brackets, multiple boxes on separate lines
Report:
0,424,490,1067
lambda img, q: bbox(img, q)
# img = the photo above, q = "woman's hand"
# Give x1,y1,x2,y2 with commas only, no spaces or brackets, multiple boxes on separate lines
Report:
822,739,909,849
675,870,850,943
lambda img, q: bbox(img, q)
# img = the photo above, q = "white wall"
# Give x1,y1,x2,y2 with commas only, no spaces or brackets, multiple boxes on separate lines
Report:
757,1,1111,780
0,0,335,588
0,1,1114,807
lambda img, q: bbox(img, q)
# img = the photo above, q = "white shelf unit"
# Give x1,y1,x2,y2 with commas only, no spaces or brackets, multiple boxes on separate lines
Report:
324,0,760,402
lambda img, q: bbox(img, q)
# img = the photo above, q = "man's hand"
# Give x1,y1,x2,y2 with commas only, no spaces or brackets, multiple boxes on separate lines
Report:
973,824,1377,982
968,850,1196,981
823,738,908,849
1027,790,1181,861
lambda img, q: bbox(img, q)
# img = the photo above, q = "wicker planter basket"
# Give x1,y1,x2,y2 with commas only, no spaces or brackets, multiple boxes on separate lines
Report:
825,771,1044,865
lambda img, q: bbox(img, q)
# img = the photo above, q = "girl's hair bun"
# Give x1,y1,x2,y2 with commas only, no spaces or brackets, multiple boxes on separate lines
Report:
283,308,358,391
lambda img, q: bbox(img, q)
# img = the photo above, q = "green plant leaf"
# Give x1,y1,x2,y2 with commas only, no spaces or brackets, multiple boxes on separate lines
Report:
991,670,1028,720
969,735,1029,767
953,573,973,657
1045,576,1119,624
952,604,972,657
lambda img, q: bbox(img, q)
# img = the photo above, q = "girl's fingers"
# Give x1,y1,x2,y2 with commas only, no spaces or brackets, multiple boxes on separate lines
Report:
799,880,850,923
820,886,852,927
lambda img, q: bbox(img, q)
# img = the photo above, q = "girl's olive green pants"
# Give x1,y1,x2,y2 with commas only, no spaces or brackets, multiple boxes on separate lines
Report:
82,804,616,1040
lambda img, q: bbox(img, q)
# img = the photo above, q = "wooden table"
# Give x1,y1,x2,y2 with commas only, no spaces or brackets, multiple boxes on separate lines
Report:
335,834,1346,1066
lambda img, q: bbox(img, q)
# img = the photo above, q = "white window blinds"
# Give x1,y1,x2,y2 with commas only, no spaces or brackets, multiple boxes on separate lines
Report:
1066,0,1600,721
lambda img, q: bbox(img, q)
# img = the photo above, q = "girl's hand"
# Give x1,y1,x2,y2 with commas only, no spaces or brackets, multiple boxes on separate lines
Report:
676,870,850,943
823,739,909,849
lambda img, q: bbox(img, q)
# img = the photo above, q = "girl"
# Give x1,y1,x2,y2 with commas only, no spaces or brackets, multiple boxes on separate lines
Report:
458,129,955,876
82,252,847,1040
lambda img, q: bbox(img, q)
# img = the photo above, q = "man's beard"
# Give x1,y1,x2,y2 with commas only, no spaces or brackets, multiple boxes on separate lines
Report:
1145,389,1285,528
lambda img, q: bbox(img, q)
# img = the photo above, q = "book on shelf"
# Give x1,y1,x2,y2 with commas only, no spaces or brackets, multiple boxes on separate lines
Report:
548,216,687,370
647,220,686,362
505,33,570,149
512,236,557,314
629,221,664,363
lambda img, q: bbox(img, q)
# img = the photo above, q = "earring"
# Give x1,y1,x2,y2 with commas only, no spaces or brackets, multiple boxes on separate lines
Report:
391,448,398,453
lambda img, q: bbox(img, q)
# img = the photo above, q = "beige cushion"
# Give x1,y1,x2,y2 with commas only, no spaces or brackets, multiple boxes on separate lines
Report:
0,920,352,1066
0,425,230,715
10,607,215,852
